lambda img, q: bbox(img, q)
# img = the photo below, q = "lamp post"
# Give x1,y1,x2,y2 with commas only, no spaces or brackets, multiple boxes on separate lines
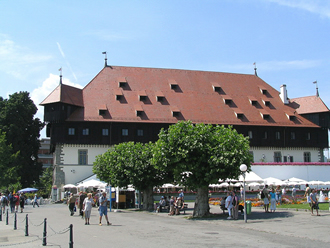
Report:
240,164,247,223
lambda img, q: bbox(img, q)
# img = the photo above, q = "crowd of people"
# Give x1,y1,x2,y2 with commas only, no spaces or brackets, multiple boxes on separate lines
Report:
66,191,112,226
154,189,186,215
260,184,321,216
0,192,30,214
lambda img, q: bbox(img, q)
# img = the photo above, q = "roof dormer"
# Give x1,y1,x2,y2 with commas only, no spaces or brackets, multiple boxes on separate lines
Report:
134,104,144,117
118,77,127,88
212,82,222,93
169,79,178,90
170,105,181,117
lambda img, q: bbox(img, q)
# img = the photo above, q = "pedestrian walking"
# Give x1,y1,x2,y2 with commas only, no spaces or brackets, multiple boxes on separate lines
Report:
19,193,25,213
98,192,111,226
67,193,76,216
231,191,239,220
33,194,39,208
310,189,320,216
83,193,94,225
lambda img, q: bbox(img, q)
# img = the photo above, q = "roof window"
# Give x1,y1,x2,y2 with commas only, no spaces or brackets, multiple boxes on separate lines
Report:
248,96,258,106
260,110,270,119
118,77,127,88
134,105,144,117
286,113,296,121
114,89,123,101
156,91,165,102
212,83,222,93
259,85,267,95
234,109,244,118
262,99,270,106
170,106,180,117
98,105,107,115
138,90,147,101
223,96,232,105
169,79,178,90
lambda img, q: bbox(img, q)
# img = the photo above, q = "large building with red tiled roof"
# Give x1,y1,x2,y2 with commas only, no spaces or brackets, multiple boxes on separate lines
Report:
40,64,330,196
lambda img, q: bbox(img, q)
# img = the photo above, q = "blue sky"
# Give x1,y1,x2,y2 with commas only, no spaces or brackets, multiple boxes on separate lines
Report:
1,0,330,140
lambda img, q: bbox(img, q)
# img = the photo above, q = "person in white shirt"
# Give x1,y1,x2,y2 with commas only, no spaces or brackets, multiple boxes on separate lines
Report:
83,193,94,225
225,192,233,220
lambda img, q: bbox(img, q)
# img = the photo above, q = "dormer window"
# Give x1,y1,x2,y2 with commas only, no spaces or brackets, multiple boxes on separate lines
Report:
223,96,232,105
134,104,144,117
118,77,127,88
234,109,244,118
212,83,221,93
259,85,267,95
114,89,123,101
262,99,270,106
98,105,107,115
286,113,296,121
170,106,180,117
169,79,178,90
138,90,147,101
99,109,106,115
248,96,258,106
155,91,165,102
260,110,270,119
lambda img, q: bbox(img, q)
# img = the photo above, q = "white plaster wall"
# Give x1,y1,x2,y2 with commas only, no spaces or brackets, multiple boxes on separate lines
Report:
251,147,319,163
61,144,111,164
59,144,111,185
252,165,330,181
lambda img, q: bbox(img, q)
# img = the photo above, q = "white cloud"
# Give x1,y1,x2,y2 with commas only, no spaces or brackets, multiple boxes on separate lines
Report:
0,34,52,80
266,0,330,19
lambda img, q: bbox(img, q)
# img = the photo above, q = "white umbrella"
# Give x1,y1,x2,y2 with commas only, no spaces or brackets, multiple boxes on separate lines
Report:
238,171,263,183
288,177,306,183
63,184,77,188
248,182,261,187
219,182,229,187
162,183,175,188
308,180,325,185
263,177,284,186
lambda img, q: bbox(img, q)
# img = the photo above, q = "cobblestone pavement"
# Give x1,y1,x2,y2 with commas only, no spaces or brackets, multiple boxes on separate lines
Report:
1,202,329,247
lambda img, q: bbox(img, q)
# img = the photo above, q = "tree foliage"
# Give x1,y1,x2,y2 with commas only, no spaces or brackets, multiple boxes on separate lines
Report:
0,92,45,188
153,121,253,217
93,142,168,210
0,130,19,188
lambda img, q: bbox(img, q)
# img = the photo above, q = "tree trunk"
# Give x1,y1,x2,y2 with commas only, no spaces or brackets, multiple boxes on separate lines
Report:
142,186,154,211
193,187,210,217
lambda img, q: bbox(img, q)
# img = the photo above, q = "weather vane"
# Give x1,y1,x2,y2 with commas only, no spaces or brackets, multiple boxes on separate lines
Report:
253,62,258,76
102,51,107,67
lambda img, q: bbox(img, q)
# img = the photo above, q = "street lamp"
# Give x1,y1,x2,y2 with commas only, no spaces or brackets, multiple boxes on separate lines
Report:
240,164,247,223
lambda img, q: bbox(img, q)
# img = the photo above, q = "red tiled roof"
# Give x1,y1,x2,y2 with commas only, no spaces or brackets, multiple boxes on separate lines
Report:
290,95,330,114
40,83,83,107
43,66,320,128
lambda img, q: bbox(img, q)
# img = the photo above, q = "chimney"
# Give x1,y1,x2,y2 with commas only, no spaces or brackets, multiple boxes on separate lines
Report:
280,84,289,104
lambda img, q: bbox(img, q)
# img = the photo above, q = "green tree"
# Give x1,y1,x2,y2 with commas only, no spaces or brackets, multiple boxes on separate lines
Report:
0,130,19,189
38,167,53,197
0,92,45,187
153,121,253,217
93,142,168,210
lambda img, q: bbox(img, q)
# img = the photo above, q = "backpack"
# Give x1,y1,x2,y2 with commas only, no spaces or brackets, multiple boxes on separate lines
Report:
261,190,265,198
232,196,236,206
1,196,8,204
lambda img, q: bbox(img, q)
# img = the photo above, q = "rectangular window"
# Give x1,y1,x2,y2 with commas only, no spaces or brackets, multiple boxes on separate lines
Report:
304,152,311,162
68,128,75,135
290,132,295,140
306,132,311,140
102,129,109,136
137,129,143,136
283,156,293,162
78,150,88,165
122,129,128,136
82,128,89,135
263,131,268,139
248,131,253,139
274,152,282,162
275,131,281,140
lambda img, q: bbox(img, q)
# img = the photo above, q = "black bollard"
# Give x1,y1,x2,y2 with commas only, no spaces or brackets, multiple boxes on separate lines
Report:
42,218,47,246
0,208,2,221
6,209,8,225
14,212,17,230
25,214,29,236
69,224,73,248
